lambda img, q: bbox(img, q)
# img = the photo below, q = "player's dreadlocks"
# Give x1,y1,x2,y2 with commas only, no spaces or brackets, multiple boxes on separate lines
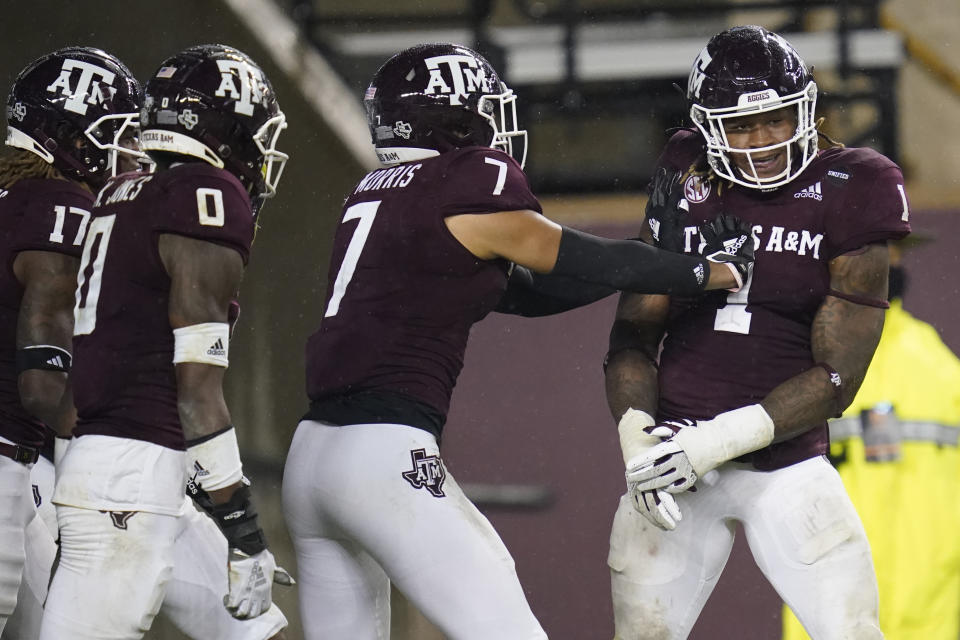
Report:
0,148,69,190
680,118,845,195
814,117,845,150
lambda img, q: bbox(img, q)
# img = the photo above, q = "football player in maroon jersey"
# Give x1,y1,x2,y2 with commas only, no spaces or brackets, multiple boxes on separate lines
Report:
282,42,756,640
37,45,290,640
0,47,146,638
605,26,910,638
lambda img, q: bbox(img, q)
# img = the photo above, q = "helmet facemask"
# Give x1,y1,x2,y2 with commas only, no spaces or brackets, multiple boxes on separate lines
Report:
478,82,527,167
691,81,818,190
83,112,152,177
253,111,288,198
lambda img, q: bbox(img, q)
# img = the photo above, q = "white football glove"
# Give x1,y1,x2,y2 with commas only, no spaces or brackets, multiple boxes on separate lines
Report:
630,484,682,531
618,409,683,531
626,405,775,494
224,548,295,619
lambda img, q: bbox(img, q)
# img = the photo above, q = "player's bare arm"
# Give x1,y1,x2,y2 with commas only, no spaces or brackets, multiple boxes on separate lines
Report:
605,291,685,530
604,291,670,421
159,232,240,452
445,209,741,291
160,231,292,619
761,242,889,438
13,249,80,435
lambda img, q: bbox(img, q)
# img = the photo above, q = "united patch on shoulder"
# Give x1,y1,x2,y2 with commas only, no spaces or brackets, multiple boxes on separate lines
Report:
401,448,446,497
826,166,851,186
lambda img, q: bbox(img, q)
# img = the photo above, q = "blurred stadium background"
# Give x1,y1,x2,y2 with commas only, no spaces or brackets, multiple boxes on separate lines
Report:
3,1,959,638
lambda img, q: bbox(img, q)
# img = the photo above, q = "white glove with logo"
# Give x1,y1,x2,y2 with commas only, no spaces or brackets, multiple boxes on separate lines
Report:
626,405,775,494
225,547,295,619
618,408,682,531
631,481,682,531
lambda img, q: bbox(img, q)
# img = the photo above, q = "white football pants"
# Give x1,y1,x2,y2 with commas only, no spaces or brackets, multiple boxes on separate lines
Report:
9,456,286,640
609,456,882,640
0,452,33,636
39,505,179,640
282,420,547,640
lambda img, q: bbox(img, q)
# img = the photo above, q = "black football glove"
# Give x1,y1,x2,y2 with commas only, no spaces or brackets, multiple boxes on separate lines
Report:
644,167,689,253
699,214,755,289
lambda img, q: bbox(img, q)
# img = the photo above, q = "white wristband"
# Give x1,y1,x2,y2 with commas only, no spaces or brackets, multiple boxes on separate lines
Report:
173,322,229,367
617,408,658,467
674,404,775,475
186,427,244,492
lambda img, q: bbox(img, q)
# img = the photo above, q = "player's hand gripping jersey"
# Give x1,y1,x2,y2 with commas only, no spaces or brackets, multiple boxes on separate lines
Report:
0,178,91,448
70,165,254,450
306,147,540,436
654,130,910,469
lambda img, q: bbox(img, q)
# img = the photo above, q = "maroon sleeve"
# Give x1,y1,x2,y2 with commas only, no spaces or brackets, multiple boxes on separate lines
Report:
155,168,255,263
440,148,542,215
657,129,705,174
826,153,911,258
11,179,94,259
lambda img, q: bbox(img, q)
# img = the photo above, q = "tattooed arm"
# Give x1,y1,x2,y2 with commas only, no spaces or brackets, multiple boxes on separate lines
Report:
625,242,891,494
760,242,889,441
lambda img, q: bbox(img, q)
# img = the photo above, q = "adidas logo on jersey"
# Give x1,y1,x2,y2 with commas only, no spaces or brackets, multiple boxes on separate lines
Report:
794,181,823,201
648,217,661,242
46,355,65,369
207,338,226,358
692,263,705,285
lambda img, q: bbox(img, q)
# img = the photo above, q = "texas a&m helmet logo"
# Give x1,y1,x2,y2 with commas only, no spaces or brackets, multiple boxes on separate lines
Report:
687,47,713,100
423,54,492,106
214,59,266,116
45,58,117,115
401,448,447,497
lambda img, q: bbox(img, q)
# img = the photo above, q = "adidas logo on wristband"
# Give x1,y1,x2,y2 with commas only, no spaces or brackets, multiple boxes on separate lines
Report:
207,338,226,358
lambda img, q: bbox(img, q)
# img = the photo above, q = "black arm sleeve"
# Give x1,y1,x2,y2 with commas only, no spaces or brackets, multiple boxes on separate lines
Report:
495,265,616,317
550,227,710,295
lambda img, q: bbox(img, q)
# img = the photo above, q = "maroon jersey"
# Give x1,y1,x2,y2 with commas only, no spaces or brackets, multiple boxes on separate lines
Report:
0,178,91,448
71,164,254,449
654,130,910,469
306,148,540,434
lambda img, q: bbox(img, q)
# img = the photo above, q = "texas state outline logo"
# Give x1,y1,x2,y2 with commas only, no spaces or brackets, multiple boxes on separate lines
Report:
401,448,447,497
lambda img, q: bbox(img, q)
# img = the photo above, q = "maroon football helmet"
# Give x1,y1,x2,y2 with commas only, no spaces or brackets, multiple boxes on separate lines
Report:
687,26,818,189
5,47,146,188
140,44,287,199
364,43,527,167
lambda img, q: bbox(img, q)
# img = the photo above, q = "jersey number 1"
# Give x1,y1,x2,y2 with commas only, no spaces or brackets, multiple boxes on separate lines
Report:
714,265,754,334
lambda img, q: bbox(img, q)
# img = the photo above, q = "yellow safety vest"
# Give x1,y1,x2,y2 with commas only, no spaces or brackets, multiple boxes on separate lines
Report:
783,300,960,640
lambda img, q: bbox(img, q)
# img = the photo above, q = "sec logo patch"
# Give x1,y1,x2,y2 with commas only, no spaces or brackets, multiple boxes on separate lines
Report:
683,175,711,203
